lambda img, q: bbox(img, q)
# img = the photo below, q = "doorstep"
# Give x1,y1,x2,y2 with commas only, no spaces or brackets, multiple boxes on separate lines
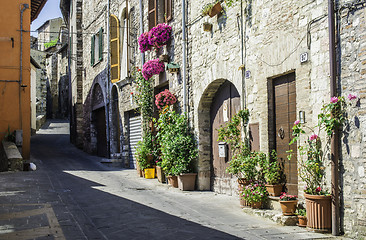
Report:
241,196,299,226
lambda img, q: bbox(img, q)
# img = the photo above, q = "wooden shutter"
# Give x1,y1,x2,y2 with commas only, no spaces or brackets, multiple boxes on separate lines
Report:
99,27,103,61
91,35,95,66
165,0,172,22
148,0,157,30
110,15,120,83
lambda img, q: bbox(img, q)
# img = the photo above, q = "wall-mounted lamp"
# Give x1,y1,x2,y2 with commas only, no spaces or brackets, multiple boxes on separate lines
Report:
299,111,305,123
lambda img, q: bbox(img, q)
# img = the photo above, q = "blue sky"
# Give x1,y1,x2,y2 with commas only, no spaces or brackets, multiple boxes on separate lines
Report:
31,0,63,37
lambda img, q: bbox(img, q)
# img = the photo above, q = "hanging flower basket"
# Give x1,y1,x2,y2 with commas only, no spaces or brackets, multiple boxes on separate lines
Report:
138,32,152,53
148,23,172,49
155,89,177,110
142,59,165,80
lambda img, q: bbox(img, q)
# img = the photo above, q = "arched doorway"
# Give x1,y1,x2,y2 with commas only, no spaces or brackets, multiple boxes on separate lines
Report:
197,80,241,194
91,84,108,157
111,86,121,154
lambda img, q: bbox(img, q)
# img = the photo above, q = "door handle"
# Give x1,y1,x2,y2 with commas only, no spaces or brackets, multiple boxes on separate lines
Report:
278,127,285,139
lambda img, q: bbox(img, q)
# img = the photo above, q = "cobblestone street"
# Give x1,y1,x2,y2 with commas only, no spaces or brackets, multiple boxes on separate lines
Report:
0,120,346,239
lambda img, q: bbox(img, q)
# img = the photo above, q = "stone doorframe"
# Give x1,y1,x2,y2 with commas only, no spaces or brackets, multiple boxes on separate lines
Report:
197,79,230,191
90,83,107,155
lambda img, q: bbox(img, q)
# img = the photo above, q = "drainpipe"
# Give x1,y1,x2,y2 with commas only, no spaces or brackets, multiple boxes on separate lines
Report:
182,0,187,114
19,3,29,129
106,0,111,157
139,0,145,65
328,0,340,236
240,0,246,109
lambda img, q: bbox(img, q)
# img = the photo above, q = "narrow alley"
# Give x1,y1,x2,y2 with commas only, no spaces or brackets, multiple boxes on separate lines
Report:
0,120,339,240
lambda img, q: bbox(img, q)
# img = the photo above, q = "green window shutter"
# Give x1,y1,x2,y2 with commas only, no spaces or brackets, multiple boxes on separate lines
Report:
91,35,95,66
99,27,103,61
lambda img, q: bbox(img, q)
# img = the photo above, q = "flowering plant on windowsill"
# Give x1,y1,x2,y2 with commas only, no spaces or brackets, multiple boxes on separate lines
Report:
142,59,165,80
148,23,172,49
155,89,177,110
279,192,297,201
290,95,357,195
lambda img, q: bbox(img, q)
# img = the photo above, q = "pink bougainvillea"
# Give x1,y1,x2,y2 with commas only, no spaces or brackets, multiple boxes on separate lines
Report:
155,89,177,110
142,59,165,80
330,96,339,103
309,134,318,141
294,120,300,125
348,94,357,101
148,23,172,49
138,32,152,53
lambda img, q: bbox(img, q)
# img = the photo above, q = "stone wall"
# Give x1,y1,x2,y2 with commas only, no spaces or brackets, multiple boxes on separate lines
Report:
338,1,366,238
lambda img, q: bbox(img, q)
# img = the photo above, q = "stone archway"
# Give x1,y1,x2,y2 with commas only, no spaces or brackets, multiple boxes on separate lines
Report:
91,83,108,157
197,79,241,195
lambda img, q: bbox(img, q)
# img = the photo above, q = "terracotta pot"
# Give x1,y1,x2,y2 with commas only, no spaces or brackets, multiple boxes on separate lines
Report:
238,178,250,192
251,201,262,209
203,22,212,32
136,163,143,177
298,216,307,227
265,184,283,197
156,166,166,183
280,200,298,216
178,173,197,191
239,198,250,208
208,2,222,17
167,175,178,188
304,193,331,231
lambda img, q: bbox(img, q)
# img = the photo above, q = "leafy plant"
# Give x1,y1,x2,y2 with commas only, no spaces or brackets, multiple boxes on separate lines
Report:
279,192,297,201
263,150,284,185
4,125,15,143
290,96,357,195
241,182,268,204
296,208,306,217
157,109,198,176
136,132,156,170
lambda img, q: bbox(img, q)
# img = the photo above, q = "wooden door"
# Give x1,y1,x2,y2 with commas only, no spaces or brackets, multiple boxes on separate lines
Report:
211,81,240,190
95,107,108,157
274,73,297,195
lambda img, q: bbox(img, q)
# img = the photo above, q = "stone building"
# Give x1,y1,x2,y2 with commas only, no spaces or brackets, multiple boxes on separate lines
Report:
36,17,63,51
60,0,365,238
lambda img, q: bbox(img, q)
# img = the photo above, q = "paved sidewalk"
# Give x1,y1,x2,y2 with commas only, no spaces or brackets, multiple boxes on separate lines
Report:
0,120,349,239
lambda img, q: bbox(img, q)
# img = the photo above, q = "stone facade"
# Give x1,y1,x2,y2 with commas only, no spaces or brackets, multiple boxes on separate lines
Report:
37,18,63,51
60,0,366,237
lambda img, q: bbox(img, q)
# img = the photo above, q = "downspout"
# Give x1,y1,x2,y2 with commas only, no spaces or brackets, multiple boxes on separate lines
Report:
182,0,187,114
19,3,29,129
106,0,111,157
328,0,340,236
139,0,145,65
241,0,246,109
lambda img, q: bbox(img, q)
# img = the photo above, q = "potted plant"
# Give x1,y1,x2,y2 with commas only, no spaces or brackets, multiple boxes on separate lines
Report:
142,59,165,80
279,192,298,216
157,109,198,190
291,95,357,231
135,132,156,178
155,157,165,183
296,208,307,227
241,182,268,209
155,89,177,111
201,1,222,18
263,150,284,196
148,23,172,49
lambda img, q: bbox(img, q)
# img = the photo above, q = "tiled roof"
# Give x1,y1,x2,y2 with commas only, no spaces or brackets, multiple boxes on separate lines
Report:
31,0,47,22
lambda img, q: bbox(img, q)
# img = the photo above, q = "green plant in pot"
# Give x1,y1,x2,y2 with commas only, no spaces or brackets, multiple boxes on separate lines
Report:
241,182,268,209
263,150,285,196
157,108,198,189
136,131,155,171
201,0,223,17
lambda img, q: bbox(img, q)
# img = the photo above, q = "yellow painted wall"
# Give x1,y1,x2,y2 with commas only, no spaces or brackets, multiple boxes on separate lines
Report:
0,0,31,159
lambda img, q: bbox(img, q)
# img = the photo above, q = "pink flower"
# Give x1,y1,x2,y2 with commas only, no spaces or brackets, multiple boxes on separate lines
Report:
316,187,321,192
330,96,339,103
348,94,357,101
294,120,300,125
309,134,318,141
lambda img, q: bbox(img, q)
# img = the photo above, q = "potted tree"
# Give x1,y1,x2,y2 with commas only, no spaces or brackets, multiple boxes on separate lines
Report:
157,108,198,190
291,96,357,231
279,192,298,216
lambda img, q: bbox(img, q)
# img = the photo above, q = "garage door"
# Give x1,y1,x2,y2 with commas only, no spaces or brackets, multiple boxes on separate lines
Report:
129,113,142,169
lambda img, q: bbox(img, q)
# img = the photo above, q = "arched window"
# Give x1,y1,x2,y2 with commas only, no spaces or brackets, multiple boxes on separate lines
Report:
110,14,120,83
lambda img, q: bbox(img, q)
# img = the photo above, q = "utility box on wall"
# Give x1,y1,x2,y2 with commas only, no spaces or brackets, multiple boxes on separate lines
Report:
218,142,227,160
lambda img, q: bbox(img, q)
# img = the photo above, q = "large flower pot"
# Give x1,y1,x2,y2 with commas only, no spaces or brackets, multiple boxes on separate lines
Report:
304,193,331,231
178,173,197,191
298,216,307,227
280,200,298,216
156,166,165,183
167,175,178,188
265,184,283,197
239,198,250,208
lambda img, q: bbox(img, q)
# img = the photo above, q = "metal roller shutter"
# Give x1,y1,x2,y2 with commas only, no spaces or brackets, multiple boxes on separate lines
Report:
129,115,142,169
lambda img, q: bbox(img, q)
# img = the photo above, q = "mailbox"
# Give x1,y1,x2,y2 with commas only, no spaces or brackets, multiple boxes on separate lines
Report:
218,142,227,159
